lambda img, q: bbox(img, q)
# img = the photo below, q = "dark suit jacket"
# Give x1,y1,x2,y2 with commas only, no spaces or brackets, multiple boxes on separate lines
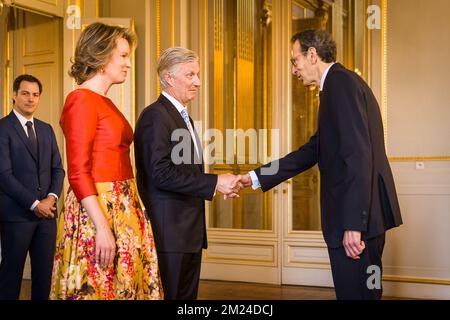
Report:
134,94,217,253
255,63,403,248
0,111,65,222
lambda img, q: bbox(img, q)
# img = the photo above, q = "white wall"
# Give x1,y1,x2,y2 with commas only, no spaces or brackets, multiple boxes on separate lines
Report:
378,0,450,299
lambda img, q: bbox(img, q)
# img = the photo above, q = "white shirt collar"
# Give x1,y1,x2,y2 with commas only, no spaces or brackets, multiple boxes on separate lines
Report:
161,90,201,158
162,91,187,114
320,62,335,91
13,108,34,127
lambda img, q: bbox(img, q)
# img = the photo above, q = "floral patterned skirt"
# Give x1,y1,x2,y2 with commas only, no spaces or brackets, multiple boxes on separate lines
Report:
50,179,163,300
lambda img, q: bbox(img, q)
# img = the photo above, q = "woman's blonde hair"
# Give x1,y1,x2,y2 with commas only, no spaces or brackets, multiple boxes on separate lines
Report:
69,22,137,85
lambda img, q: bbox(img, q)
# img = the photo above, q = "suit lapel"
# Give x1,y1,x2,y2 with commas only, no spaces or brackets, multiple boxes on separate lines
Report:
10,112,38,162
190,118,205,171
317,63,345,164
159,95,203,170
159,95,189,129
319,63,344,120
321,63,343,94
34,120,45,167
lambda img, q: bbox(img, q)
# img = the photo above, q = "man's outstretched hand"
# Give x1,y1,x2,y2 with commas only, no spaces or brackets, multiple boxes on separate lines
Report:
238,173,253,188
217,173,242,199
218,173,255,200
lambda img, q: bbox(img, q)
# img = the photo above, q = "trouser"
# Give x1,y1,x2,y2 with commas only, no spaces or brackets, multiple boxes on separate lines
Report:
327,233,385,300
0,219,56,300
157,251,203,300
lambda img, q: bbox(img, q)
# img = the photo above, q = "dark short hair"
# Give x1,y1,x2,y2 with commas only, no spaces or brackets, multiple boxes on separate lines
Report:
13,74,43,94
291,29,336,63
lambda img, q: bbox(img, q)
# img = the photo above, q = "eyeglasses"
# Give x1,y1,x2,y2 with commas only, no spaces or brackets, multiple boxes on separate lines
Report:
290,48,313,66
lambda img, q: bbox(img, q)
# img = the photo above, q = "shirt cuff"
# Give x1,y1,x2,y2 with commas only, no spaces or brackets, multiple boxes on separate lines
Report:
30,200,40,211
48,193,58,201
249,171,261,190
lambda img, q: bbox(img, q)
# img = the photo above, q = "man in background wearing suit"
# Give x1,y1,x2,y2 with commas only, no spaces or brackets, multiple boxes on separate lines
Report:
135,47,240,300
240,30,403,300
0,74,65,300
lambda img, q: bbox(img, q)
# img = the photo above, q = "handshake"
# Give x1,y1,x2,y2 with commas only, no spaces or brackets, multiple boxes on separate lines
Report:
216,173,253,199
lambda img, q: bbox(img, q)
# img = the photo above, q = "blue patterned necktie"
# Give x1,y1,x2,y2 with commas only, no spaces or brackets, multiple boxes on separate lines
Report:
180,109,200,158
180,109,193,131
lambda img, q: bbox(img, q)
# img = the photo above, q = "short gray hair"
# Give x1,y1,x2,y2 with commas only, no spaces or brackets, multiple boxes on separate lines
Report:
158,47,199,88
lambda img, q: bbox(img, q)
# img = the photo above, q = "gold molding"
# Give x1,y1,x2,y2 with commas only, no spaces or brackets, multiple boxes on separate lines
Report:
203,260,279,268
204,242,276,264
381,0,388,150
170,0,174,46
156,0,161,95
383,275,450,286
204,256,275,264
3,10,11,116
209,228,276,234
285,257,331,269
389,156,450,162
7,3,53,18
290,265,331,270
287,247,330,265
130,17,136,129
78,0,84,17
21,10,55,58
292,0,317,11
288,260,330,265
363,0,371,86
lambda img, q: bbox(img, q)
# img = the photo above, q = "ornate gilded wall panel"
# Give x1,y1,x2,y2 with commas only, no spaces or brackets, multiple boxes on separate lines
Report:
208,0,273,230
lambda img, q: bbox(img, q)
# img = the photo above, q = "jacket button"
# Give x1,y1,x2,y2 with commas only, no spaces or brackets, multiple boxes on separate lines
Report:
37,187,42,191
362,210,368,216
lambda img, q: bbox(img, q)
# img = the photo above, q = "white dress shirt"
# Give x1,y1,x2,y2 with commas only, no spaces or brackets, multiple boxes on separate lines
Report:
13,108,36,137
162,91,201,159
249,63,335,189
12,109,58,211
161,91,217,194
320,63,335,91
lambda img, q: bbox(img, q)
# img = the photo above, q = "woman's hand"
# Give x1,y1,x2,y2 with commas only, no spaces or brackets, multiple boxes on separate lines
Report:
95,225,116,268
81,195,116,269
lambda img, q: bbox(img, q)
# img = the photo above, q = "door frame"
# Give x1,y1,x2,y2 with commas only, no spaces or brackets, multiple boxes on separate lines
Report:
2,5,64,280
195,0,333,287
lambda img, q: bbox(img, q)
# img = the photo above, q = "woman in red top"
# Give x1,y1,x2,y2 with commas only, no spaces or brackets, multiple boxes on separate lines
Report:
50,23,163,300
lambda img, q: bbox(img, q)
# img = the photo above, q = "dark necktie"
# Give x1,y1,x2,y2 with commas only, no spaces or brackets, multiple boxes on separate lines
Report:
25,121,38,155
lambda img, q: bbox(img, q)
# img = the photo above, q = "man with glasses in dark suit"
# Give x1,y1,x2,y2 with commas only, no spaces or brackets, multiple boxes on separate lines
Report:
239,30,403,300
